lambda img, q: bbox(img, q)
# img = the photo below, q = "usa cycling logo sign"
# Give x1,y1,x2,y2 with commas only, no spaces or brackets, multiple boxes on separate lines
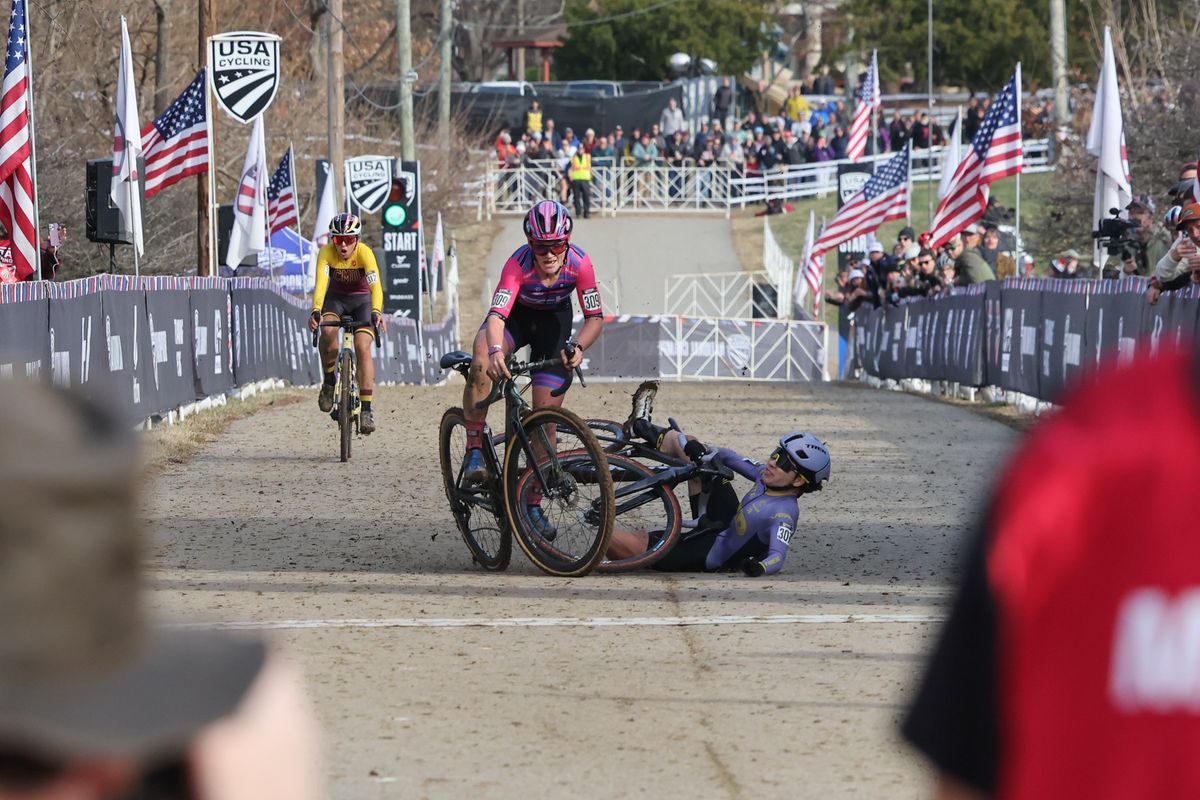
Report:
209,32,282,123
344,156,393,213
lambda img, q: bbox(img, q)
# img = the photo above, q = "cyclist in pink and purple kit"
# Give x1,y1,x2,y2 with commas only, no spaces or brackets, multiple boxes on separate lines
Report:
462,201,605,534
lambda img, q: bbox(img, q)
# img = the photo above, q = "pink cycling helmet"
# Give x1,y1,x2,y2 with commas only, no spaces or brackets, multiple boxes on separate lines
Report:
523,200,573,243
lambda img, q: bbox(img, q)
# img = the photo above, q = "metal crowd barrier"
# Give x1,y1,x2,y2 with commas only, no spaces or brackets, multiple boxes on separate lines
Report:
483,139,1053,217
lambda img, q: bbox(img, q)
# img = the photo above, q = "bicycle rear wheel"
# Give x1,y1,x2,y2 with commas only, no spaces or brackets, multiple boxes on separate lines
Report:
597,454,682,573
339,350,353,462
503,407,614,577
439,407,511,570
586,418,628,454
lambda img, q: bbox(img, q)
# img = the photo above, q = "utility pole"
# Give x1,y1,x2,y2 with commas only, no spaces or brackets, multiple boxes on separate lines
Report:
328,0,345,208
397,0,415,162
515,0,525,82
438,0,451,147
198,0,215,276
1049,0,1070,127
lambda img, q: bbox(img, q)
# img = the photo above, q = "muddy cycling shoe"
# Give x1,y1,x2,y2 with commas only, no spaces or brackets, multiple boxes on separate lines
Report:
360,410,376,435
526,504,557,542
463,448,489,485
623,379,659,439
318,382,336,412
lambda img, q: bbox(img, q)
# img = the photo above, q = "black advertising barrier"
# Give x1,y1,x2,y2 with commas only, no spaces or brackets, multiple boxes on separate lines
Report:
0,289,48,380
144,289,197,413
1083,280,1143,369
190,286,234,398
1037,285,1089,404
422,312,459,385
854,277,1200,403
46,291,107,404
996,285,1042,397
99,289,162,424
392,316,424,385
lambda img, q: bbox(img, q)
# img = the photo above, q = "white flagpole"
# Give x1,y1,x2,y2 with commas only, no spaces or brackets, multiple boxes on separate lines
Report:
204,62,218,276
287,143,306,298
1014,63,1022,261
23,0,41,280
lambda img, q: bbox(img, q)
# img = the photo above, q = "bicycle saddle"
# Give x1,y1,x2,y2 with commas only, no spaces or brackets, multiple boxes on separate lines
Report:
439,350,472,370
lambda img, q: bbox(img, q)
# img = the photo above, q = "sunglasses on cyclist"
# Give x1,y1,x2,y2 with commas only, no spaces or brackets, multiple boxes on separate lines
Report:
530,240,569,256
770,446,800,474
332,235,358,247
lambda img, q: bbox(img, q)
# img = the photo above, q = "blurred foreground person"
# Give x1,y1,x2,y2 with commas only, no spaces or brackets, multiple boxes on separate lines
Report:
0,382,321,800
902,345,1200,799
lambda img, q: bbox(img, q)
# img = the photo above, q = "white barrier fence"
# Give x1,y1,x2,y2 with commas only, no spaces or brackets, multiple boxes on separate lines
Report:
483,139,1053,217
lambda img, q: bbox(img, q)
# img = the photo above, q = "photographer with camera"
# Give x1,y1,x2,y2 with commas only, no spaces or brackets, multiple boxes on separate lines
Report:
1147,202,1200,304
1097,198,1165,279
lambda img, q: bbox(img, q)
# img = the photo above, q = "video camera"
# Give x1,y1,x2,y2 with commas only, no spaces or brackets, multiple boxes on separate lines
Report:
1092,207,1138,258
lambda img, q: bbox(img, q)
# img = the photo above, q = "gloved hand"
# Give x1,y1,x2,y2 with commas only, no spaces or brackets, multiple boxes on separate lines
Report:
683,438,709,464
741,557,766,578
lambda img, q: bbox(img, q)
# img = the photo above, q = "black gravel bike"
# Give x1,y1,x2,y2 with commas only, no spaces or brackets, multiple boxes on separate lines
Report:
313,315,380,462
439,349,614,577
583,416,734,573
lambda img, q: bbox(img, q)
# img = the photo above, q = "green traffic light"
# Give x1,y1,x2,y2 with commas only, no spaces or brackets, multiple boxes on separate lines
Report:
384,203,407,227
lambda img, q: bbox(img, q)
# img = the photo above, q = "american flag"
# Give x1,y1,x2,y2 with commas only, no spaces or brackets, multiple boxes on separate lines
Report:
812,142,910,257
267,146,297,234
930,67,1023,248
846,51,880,162
0,0,37,280
141,69,208,198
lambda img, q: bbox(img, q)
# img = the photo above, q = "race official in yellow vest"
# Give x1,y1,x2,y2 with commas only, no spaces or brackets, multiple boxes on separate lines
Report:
569,151,592,219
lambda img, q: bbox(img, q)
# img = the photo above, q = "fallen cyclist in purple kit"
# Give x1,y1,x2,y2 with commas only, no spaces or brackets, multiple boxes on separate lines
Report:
607,383,831,576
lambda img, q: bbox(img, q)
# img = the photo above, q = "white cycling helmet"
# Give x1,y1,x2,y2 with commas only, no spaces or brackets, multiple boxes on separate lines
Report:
775,432,831,485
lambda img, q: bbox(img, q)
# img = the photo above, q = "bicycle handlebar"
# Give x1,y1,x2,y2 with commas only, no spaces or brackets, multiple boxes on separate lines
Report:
472,353,578,410
311,316,382,349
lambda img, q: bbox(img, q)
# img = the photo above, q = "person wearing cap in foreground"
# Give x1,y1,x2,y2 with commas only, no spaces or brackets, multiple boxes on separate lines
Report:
903,342,1200,799
0,381,320,800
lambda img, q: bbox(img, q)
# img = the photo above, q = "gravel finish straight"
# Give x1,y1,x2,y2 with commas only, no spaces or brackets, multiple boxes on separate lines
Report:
482,216,741,316
145,380,1018,799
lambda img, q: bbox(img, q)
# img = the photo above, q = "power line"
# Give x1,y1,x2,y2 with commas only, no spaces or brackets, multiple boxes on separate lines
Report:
463,0,690,31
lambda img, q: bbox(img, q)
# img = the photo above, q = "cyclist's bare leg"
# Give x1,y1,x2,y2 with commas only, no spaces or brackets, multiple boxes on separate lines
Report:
607,528,650,559
318,313,341,371
654,424,702,497
463,326,501,425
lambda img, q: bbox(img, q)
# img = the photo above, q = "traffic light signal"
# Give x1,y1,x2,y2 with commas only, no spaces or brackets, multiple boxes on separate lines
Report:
382,176,409,229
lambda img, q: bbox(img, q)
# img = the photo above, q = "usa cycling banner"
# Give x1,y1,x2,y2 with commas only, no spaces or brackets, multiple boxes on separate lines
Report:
208,32,282,123
344,156,393,214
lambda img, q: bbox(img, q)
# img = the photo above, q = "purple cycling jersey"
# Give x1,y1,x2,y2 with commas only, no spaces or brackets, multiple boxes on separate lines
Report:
487,243,603,318
704,447,800,575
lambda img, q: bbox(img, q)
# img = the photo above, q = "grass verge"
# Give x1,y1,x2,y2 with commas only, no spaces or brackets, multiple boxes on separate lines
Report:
141,388,307,475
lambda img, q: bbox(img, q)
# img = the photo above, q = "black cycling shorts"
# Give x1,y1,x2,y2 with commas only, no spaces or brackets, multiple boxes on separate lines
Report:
489,302,572,388
321,294,374,332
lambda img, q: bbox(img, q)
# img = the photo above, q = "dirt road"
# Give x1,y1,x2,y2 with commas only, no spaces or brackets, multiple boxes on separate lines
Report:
145,380,1016,799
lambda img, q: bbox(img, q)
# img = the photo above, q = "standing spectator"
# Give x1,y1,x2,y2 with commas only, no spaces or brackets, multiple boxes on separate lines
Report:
811,134,835,161
866,241,898,286
664,130,688,198
569,145,593,218
1050,249,1083,279
560,127,579,159
732,119,750,147
888,111,908,152
828,124,849,159
964,101,985,142
611,125,626,160
660,97,685,137
543,118,562,151
903,344,1200,800
592,136,616,166
712,76,734,129
36,224,65,281
978,223,1002,271
649,122,665,151
948,233,996,284
581,127,597,154
912,112,931,149
632,132,658,197
784,85,810,124
692,120,711,155
1107,197,1169,278
814,65,836,96
524,99,543,135
494,129,515,165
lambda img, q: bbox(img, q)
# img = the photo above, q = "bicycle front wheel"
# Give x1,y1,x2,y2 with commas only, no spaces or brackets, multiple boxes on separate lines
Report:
503,407,614,577
439,407,511,571
597,454,682,573
338,350,353,462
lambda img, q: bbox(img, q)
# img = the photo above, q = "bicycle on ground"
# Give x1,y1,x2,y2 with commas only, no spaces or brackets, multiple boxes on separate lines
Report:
439,348,615,577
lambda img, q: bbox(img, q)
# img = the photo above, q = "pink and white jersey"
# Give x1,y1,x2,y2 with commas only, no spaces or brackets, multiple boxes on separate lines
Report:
487,244,604,319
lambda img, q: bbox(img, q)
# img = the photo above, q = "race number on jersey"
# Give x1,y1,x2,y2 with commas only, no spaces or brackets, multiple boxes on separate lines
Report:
776,522,794,546
581,287,601,313
492,289,512,308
